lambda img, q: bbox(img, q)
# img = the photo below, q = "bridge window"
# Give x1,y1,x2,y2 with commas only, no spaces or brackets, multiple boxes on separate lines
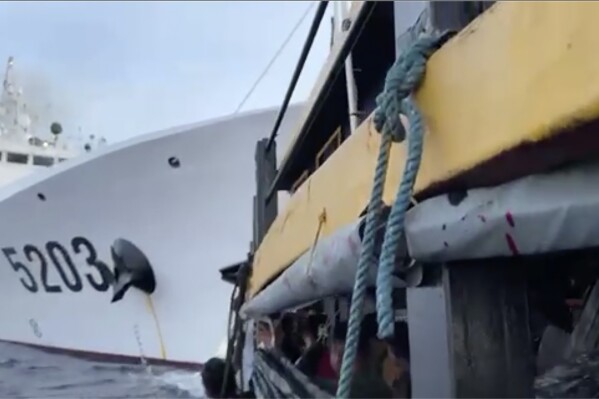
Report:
7,152,28,164
33,156,55,167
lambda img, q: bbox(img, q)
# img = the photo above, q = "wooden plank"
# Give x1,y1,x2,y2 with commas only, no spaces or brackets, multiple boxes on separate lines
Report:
447,260,534,397
408,260,535,398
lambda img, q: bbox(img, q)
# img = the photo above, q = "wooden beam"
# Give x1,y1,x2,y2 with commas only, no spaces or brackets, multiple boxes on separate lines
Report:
408,261,535,397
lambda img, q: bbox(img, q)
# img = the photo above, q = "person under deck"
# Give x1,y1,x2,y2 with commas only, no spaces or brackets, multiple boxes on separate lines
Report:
295,313,336,380
326,314,394,398
201,357,255,399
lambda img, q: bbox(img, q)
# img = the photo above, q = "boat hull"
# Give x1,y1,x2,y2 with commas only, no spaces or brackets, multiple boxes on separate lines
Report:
0,105,301,367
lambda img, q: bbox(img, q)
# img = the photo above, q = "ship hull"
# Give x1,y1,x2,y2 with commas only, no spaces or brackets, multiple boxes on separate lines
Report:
0,105,301,367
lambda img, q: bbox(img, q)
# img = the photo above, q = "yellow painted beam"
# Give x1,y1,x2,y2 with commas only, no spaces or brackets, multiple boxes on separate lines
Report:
248,1,599,297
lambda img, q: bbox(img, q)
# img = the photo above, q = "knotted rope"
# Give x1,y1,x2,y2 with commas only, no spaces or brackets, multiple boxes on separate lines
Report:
335,33,448,398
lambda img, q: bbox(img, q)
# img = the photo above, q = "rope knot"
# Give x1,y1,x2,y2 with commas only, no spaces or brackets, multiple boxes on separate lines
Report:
336,31,451,399
373,35,445,142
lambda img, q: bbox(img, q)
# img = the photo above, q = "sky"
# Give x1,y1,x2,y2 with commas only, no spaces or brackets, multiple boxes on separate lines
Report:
0,1,333,145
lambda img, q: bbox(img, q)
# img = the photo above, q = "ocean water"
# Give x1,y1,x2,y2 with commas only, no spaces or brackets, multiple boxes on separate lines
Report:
0,341,204,398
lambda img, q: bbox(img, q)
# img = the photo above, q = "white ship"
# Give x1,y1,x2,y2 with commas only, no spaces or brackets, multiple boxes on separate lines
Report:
0,2,317,368
0,57,104,186
0,94,302,367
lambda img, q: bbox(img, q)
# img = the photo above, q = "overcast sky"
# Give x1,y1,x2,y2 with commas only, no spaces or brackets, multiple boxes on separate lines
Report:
0,1,332,144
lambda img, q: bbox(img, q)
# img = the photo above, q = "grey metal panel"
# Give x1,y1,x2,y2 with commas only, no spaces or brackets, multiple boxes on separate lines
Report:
429,2,496,32
394,1,496,56
405,162,599,262
393,1,429,55
254,138,277,248
407,275,453,398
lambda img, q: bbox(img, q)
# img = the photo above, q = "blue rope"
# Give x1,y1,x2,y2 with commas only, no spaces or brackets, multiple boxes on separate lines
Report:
375,35,445,341
335,34,444,399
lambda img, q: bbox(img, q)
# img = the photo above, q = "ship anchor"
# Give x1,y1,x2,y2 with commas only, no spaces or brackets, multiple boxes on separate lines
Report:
110,238,156,303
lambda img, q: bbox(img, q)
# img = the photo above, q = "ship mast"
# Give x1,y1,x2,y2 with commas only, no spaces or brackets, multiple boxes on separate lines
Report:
333,2,359,133
0,56,34,140
2,56,15,97
0,56,17,136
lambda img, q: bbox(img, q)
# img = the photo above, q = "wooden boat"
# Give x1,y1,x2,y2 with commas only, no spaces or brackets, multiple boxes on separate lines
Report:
218,2,599,397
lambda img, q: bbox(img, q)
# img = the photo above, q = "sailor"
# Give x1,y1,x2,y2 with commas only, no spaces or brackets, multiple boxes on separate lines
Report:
295,313,336,380
383,322,411,398
278,312,303,363
201,357,237,398
328,314,394,398
255,320,274,349
201,357,256,399
256,313,302,362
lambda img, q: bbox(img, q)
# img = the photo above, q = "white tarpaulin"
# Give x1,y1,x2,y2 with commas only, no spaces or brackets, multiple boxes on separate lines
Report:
240,219,369,318
405,161,599,262
241,212,409,319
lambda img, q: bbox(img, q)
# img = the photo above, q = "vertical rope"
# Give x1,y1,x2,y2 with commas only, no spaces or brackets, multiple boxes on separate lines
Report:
374,32,451,341
336,131,393,398
335,33,449,398
375,98,424,340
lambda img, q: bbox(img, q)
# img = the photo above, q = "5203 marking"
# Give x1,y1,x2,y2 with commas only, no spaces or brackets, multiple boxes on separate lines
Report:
3,236,113,294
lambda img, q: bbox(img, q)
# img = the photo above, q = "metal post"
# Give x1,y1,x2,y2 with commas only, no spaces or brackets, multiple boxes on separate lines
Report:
340,1,360,132
254,138,278,245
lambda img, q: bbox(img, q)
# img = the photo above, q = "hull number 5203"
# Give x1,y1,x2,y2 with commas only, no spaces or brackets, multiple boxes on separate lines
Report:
2,237,114,294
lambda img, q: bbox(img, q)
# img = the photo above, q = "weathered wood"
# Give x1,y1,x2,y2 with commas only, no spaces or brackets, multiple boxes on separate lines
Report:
448,260,534,398
407,261,535,398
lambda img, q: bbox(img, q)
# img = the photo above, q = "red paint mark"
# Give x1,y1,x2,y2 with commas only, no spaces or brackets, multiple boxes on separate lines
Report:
505,233,520,255
505,212,515,227
478,215,486,223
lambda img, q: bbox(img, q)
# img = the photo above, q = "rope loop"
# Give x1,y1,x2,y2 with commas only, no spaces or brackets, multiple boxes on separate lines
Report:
373,35,447,142
335,32,448,399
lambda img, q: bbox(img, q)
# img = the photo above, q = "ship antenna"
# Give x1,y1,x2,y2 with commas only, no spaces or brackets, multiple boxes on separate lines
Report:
2,56,14,95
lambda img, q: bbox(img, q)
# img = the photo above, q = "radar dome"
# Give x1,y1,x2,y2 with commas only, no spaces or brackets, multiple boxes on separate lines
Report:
50,122,62,135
